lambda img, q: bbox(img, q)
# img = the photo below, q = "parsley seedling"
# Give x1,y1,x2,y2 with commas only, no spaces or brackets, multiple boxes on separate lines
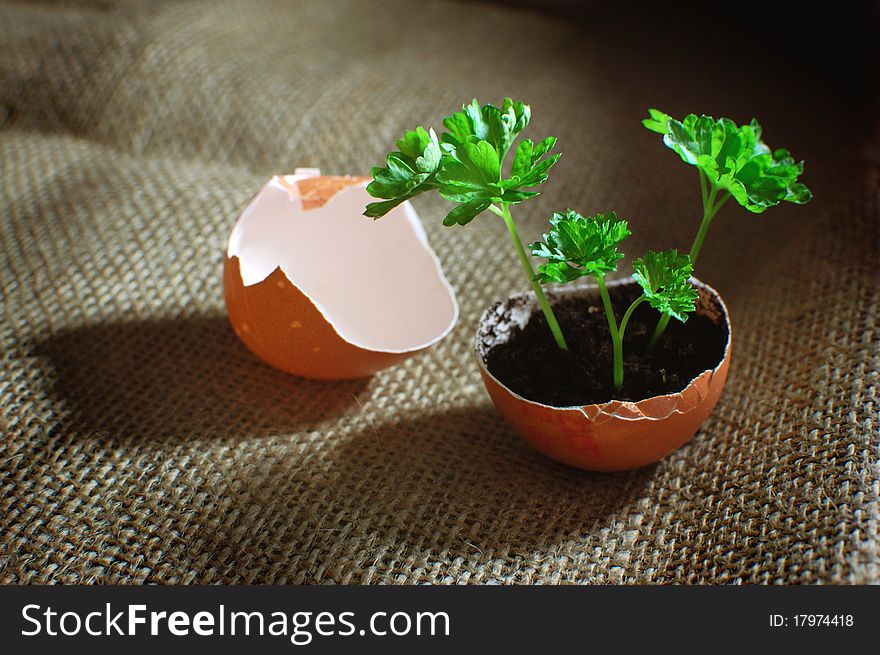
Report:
643,109,812,347
531,210,697,390
365,99,569,350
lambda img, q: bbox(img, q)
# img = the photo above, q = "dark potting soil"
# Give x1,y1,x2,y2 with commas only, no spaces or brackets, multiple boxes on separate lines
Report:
485,284,729,407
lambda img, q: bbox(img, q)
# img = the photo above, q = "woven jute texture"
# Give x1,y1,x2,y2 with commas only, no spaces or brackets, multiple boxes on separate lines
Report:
1,0,877,584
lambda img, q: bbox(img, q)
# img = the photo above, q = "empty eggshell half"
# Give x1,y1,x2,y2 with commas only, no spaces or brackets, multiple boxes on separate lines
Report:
224,169,458,379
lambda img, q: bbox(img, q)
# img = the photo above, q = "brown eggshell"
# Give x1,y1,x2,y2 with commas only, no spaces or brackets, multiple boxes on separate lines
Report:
224,169,458,379
224,256,418,379
475,277,731,472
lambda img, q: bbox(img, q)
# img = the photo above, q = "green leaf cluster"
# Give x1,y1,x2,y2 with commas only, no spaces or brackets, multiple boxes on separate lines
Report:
530,210,630,282
363,127,441,218
530,208,699,389
365,99,560,226
631,249,698,322
441,98,530,161
643,109,812,213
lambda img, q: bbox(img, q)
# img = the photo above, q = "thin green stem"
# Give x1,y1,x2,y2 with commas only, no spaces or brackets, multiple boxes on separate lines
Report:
594,274,619,340
648,177,731,350
619,296,645,339
699,168,708,207
595,274,624,390
689,184,718,267
710,190,731,216
498,203,569,350
648,313,669,350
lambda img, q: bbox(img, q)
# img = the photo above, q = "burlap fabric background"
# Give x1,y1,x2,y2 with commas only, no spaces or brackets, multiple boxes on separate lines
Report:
1,0,877,584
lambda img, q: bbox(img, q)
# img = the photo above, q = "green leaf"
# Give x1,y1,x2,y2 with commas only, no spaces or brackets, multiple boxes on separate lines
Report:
442,199,493,226
440,98,531,160
506,138,560,188
433,140,506,225
644,109,812,213
365,126,441,218
396,127,441,172
364,196,412,218
631,249,698,322
642,108,672,134
532,260,584,284
532,136,556,158
499,189,540,203
436,140,502,203
441,110,473,147
511,139,534,179
501,97,530,132
530,210,631,282
517,153,561,187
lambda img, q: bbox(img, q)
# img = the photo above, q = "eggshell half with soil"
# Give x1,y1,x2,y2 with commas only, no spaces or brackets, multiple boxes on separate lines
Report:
224,169,458,379
475,277,731,472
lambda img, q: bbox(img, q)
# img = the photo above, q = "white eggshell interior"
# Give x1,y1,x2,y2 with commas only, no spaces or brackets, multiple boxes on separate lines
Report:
227,170,458,353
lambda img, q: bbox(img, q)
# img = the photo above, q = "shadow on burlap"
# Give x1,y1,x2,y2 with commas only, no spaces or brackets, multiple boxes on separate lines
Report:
0,0,877,583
